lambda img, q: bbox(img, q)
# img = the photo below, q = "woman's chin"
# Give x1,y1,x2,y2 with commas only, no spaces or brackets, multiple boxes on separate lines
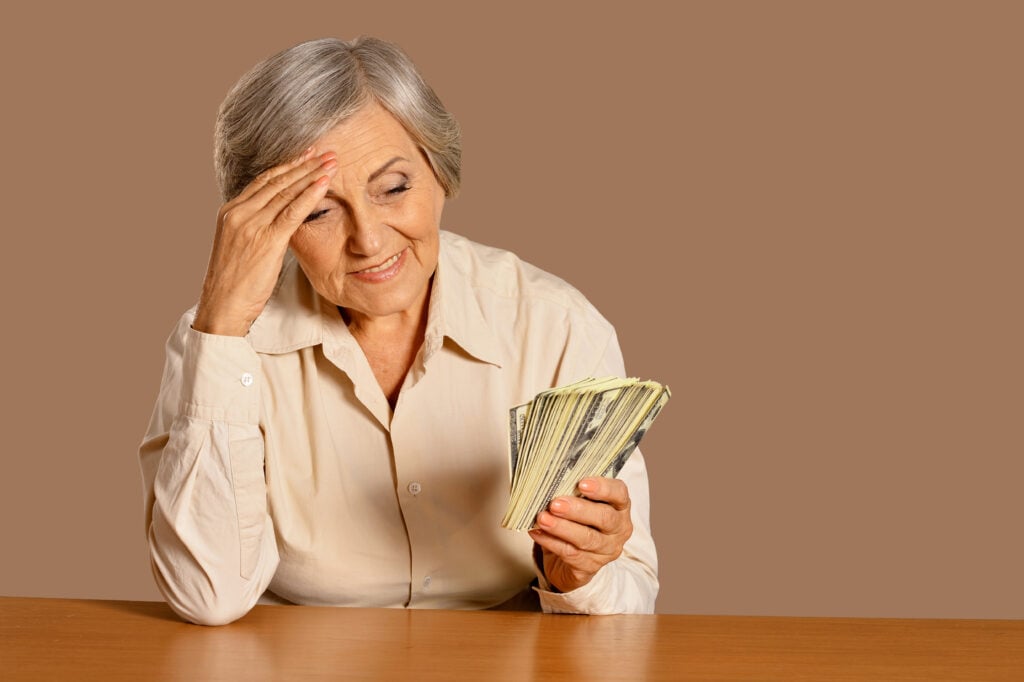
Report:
337,283,432,326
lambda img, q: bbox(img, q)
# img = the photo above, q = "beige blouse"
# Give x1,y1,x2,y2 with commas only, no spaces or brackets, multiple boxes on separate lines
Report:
139,231,658,625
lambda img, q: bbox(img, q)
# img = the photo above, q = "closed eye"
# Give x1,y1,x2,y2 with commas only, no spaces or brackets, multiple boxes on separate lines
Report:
303,209,330,223
386,184,411,196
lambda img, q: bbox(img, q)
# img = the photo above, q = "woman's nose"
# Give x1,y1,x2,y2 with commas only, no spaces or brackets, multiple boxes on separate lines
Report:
346,202,384,256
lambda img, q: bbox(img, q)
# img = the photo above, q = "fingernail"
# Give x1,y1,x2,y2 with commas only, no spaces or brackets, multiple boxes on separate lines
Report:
303,146,315,159
537,512,555,529
322,159,338,172
550,499,568,514
579,479,595,492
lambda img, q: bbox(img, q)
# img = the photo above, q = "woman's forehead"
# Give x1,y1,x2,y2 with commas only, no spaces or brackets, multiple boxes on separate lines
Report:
315,103,420,173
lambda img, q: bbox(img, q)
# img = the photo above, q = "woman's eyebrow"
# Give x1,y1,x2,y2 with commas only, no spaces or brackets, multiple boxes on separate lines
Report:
368,156,408,182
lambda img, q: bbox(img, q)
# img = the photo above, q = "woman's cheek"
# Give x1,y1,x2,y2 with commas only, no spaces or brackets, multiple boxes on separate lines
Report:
405,197,443,237
291,222,336,253
290,234,333,280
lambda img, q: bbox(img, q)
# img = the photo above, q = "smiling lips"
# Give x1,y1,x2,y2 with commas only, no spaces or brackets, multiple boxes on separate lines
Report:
351,248,406,282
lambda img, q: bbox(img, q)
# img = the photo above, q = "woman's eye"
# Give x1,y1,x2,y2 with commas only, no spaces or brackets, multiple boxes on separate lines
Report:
303,209,330,223
385,183,411,196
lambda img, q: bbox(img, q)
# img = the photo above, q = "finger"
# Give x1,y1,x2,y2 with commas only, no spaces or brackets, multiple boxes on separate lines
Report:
577,477,631,512
548,495,629,535
247,153,337,213
528,528,604,574
533,510,617,557
249,156,337,228
232,145,318,205
213,157,335,273
267,172,333,240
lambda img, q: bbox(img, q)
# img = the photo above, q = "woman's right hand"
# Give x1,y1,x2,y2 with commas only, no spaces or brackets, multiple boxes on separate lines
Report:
192,149,339,336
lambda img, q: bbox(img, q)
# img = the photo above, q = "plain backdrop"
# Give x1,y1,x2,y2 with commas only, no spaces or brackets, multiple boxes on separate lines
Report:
1,1,1021,617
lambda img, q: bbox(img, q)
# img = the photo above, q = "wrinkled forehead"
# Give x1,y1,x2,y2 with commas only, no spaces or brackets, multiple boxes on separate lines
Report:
316,105,419,174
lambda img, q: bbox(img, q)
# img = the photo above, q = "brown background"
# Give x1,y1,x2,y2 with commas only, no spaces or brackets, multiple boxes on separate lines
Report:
1,1,1021,617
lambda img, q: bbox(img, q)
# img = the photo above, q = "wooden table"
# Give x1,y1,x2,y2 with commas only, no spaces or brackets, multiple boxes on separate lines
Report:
1,597,1022,681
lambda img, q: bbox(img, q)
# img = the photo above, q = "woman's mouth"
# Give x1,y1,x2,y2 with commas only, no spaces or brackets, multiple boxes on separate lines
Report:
351,248,406,282
361,252,402,273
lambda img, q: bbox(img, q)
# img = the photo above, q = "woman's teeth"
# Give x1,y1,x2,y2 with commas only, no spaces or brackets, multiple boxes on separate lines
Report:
361,252,401,273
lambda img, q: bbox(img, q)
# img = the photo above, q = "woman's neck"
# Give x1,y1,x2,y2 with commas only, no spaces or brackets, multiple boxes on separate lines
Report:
340,284,431,409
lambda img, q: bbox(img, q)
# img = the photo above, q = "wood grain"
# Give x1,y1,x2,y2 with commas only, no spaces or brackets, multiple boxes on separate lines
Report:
1,597,1022,681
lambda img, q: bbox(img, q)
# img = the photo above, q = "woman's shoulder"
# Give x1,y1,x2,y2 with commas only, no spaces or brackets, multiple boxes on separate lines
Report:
439,230,609,326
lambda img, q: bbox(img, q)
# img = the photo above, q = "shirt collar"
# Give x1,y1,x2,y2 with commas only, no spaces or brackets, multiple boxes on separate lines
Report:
246,231,504,368
430,231,504,367
246,254,324,354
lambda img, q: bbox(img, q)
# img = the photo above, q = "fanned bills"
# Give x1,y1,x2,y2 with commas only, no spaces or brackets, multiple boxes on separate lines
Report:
501,377,671,531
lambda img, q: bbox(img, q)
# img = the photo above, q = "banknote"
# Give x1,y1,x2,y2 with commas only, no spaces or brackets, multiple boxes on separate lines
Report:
502,377,671,531
508,402,528,481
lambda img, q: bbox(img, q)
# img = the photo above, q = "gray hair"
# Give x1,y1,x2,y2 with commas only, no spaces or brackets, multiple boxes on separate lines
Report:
214,36,461,201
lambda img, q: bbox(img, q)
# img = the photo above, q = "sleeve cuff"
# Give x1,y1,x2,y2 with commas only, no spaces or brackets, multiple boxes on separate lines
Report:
179,326,261,425
533,560,619,614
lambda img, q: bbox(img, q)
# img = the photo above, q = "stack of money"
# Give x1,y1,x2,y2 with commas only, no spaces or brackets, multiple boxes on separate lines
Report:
501,376,671,532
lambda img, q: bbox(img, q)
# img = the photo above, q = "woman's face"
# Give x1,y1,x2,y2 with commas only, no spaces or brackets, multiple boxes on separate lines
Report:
290,102,445,324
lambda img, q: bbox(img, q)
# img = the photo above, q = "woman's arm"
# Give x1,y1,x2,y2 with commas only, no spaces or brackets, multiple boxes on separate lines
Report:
139,148,338,624
139,317,279,625
533,327,660,614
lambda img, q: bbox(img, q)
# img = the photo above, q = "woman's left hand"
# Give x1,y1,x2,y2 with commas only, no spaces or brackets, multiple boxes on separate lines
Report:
529,477,633,593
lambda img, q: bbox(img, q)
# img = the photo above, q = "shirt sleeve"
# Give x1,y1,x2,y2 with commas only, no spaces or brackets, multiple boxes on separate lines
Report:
534,326,660,614
138,312,279,625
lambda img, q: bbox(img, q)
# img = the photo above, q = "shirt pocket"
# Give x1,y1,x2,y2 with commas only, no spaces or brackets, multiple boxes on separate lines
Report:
229,435,267,580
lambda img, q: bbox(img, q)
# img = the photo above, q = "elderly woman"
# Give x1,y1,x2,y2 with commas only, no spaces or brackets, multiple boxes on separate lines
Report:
140,36,657,625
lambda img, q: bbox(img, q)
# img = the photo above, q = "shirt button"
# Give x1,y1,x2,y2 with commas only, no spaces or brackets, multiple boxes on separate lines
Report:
240,372,254,387
407,482,422,496
423,576,432,589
